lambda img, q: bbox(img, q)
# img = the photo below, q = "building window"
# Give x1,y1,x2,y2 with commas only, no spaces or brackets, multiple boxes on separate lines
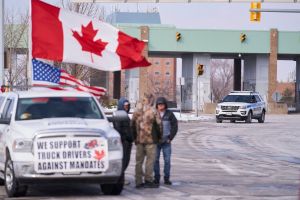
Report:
165,61,170,65
155,81,160,85
155,71,160,75
155,61,160,65
165,72,170,76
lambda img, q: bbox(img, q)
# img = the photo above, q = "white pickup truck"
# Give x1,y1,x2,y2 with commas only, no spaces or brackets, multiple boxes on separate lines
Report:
0,90,124,197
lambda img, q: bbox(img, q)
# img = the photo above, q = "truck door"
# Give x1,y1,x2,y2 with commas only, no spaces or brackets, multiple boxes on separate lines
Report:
0,97,15,165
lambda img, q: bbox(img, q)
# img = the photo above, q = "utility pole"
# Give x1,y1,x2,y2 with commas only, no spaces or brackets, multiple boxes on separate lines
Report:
196,72,199,117
0,0,4,86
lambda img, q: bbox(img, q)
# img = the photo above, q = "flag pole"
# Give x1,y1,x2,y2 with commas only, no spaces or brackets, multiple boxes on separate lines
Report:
0,0,4,86
27,0,32,89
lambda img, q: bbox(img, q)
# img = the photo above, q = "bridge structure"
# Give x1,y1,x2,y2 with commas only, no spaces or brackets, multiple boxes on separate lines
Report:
117,24,300,111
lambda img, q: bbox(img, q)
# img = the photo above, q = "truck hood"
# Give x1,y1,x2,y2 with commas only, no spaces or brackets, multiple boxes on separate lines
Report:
218,102,250,107
11,118,116,139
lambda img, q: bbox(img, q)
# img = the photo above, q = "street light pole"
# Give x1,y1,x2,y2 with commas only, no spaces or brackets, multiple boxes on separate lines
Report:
0,0,4,86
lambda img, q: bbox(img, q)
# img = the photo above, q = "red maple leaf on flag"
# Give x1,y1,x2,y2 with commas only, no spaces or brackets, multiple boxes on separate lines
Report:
72,21,108,63
94,150,105,160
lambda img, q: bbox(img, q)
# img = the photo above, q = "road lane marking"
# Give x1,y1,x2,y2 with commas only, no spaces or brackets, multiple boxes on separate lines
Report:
217,163,239,176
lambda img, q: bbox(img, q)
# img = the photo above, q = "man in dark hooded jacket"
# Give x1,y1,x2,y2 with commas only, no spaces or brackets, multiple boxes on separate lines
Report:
113,97,133,174
154,97,178,185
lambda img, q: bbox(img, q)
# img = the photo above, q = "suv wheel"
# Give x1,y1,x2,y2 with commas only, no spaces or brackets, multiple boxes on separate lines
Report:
101,174,124,195
5,155,27,197
245,111,252,123
258,111,265,123
216,118,222,123
230,120,236,123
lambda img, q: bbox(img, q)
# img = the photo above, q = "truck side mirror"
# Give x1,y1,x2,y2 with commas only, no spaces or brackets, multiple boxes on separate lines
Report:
0,118,10,125
112,110,129,122
107,110,129,123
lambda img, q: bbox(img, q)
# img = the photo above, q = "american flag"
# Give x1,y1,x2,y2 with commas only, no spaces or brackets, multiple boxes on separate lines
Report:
32,59,106,97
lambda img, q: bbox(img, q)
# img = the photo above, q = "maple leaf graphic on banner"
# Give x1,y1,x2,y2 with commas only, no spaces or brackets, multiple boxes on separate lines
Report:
94,150,105,160
72,21,108,63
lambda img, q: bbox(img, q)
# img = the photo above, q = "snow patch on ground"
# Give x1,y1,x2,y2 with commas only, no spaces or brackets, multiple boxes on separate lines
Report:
174,112,214,122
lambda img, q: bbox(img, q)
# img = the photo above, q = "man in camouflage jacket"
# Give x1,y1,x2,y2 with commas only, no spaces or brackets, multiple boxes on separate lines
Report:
131,93,162,188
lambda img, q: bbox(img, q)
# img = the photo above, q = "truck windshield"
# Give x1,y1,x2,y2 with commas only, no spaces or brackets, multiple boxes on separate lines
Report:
222,95,252,103
15,97,104,120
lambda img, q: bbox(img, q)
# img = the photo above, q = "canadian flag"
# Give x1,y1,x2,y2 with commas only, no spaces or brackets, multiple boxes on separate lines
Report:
31,0,151,71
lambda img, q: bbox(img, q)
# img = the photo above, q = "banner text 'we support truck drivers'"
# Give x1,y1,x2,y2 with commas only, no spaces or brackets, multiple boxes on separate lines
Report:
34,138,108,173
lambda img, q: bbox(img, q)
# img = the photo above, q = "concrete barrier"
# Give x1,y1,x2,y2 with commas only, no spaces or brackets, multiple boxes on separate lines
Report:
203,103,217,114
267,103,288,114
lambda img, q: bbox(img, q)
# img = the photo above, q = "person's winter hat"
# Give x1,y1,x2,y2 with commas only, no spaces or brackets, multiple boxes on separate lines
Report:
156,97,168,108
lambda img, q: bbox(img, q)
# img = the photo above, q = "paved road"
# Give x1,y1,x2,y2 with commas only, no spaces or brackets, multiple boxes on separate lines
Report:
1,114,300,200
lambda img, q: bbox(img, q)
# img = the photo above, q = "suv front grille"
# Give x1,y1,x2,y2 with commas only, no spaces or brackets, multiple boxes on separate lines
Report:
221,106,239,111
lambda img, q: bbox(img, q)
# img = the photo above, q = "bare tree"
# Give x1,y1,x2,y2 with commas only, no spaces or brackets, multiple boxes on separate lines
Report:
4,9,29,88
61,1,106,20
281,87,294,107
287,69,296,82
210,59,234,102
147,74,173,100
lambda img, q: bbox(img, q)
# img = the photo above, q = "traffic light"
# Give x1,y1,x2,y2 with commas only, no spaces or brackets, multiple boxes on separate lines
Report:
176,32,181,41
197,64,204,76
250,2,261,22
240,33,246,42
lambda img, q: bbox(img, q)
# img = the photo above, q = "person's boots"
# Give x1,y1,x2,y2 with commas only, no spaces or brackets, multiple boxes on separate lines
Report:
154,178,160,185
144,180,159,188
164,177,172,185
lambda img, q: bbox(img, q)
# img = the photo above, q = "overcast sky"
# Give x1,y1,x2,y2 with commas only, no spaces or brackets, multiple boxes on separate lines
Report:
5,0,300,30
4,0,299,81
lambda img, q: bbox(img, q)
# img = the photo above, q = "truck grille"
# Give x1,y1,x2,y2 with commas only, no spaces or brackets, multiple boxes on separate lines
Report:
221,106,239,111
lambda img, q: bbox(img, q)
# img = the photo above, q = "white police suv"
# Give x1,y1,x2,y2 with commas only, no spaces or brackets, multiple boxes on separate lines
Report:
0,90,125,197
215,91,266,123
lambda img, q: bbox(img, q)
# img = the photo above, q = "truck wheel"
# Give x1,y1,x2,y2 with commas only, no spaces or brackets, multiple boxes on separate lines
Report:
101,174,124,195
258,111,265,123
4,155,27,197
0,178,4,185
230,120,236,123
216,118,222,123
245,111,252,123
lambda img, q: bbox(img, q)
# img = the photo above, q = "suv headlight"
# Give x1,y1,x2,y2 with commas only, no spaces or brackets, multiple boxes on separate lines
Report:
216,105,221,109
108,137,122,151
13,139,33,152
239,105,250,109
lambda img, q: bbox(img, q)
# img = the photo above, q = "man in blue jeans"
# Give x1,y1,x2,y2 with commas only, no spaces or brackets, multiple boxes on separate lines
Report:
154,97,178,185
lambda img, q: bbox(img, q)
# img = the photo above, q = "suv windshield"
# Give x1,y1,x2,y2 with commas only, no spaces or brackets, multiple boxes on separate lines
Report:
16,97,104,120
222,95,253,103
